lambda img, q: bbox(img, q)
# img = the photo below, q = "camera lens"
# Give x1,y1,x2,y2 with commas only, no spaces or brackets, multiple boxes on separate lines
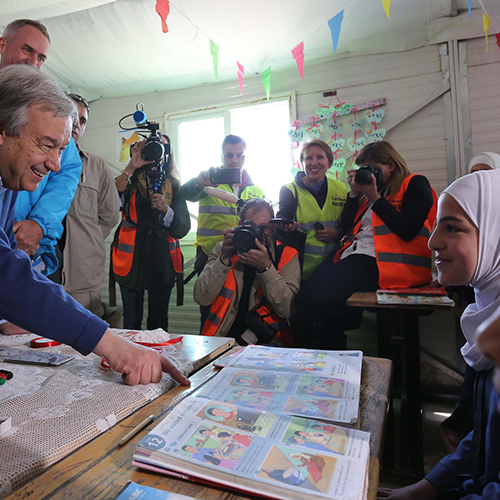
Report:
142,139,165,162
355,168,372,185
233,229,256,253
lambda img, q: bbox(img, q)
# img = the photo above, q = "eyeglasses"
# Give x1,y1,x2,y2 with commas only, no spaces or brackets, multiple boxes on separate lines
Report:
67,93,90,112
243,198,273,208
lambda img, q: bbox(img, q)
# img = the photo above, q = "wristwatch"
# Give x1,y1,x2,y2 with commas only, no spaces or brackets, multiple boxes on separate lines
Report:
256,262,272,274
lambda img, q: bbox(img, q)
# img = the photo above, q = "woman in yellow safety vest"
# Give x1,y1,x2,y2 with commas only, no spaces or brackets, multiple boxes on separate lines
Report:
277,139,348,281
293,141,437,350
112,135,190,330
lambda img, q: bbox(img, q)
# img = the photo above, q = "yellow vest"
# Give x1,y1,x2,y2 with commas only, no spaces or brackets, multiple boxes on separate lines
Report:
196,182,264,256
285,176,347,280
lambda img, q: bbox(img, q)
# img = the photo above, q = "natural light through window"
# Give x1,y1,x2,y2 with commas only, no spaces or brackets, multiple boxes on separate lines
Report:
175,98,293,230
230,100,293,206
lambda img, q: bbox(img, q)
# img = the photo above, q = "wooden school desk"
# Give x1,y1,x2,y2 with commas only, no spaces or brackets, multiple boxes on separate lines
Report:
4,353,392,500
347,291,453,476
0,334,234,498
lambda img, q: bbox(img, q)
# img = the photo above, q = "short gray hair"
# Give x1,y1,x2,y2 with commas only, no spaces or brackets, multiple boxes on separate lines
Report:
2,19,50,44
0,65,76,137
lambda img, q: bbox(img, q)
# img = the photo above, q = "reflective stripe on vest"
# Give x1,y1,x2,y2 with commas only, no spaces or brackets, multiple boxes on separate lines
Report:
286,177,347,281
199,205,237,215
196,182,264,256
201,246,298,346
334,174,437,288
113,190,183,276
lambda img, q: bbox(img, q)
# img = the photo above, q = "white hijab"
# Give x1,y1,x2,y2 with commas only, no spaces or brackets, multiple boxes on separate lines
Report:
468,152,500,172
443,168,500,371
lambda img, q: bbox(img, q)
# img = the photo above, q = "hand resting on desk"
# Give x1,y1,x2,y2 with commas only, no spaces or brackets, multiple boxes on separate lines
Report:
93,329,191,386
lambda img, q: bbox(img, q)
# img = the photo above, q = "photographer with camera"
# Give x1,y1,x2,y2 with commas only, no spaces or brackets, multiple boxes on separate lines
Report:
277,139,348,282
181,134,264,330
112,134,190,330
292,141,437,350
194,198,301,347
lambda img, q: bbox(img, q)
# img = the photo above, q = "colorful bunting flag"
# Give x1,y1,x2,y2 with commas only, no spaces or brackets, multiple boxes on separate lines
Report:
382,0,391,19
483,13,490,52
261,67,271,100
291,42,305,79
210,40,219,80
328,10,344,54
155,0,171,33
237,62,245,95
468,0,473,18
496,33,500,51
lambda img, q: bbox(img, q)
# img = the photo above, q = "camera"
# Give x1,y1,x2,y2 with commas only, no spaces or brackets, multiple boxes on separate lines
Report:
120,106,170,194
130,137,171,163
209,167,242,185
233,220,265,253
355,165,384,191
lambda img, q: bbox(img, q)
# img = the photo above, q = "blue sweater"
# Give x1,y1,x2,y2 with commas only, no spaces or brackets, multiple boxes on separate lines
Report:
15,138,82,275
426,369,500,499
1,185,107,355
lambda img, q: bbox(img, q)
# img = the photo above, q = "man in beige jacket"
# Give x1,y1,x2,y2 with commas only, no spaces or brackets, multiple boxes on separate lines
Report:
62,94,121,317
194,198,300,346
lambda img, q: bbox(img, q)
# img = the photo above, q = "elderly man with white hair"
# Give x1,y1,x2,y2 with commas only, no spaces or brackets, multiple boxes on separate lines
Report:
0,65,190,387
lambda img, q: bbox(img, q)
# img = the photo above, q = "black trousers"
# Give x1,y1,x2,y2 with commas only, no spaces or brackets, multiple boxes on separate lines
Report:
195,246,210,333
119,284,173,330
293,253,379,350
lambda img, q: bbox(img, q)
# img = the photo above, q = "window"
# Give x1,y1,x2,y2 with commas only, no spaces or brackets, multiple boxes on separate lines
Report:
166,95,295,227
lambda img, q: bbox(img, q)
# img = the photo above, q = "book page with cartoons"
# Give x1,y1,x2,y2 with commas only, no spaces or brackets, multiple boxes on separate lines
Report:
214,346,363,381
134,396,370,500
194,366,360,424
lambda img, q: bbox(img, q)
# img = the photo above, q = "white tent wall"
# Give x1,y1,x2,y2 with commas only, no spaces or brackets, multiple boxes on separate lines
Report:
82,43,451,196
467,36,500,161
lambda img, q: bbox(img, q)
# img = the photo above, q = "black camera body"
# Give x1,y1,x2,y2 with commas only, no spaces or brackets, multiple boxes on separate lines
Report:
355,165,384,191
209,167,242,185
233,220,264,253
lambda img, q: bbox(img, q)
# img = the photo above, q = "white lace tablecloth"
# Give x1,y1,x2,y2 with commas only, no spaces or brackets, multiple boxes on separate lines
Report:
0,333,193,498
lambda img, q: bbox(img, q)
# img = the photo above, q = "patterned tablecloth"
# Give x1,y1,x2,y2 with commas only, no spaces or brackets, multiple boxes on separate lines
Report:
0,332,193,498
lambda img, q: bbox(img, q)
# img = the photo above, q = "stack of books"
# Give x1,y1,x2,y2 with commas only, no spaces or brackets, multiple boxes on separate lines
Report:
133,346,370,500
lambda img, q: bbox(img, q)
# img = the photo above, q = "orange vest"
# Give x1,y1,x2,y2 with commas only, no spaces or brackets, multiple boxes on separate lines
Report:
201,246,298,346
335,175,437,289
112,189,182,277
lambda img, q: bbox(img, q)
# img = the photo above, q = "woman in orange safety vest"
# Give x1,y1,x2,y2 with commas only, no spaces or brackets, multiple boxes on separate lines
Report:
112,135,190,330
292,141,437,350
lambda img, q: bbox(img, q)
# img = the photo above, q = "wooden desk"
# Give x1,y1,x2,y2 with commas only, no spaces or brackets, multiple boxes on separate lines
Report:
173,334,235,372
0,334,234,499
4,355,391,500
347,291,450,476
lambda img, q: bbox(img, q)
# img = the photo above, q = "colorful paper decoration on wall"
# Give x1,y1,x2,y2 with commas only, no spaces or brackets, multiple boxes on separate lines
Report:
261,67,272,100
210,40,219,80
328,10,344,54
382,0,391,19
155,0,171,33
497,33,500,51
288,97,387,178
291,42,305,79
237,62,245,95
483,13,491,52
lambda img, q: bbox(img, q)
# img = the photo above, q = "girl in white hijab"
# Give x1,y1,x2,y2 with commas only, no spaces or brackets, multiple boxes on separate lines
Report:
378,169,500,500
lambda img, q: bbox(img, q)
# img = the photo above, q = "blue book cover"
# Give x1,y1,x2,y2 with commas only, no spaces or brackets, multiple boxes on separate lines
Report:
114,481,195,500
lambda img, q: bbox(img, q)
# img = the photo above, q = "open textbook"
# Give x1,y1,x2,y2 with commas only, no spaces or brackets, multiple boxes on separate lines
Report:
134,395,370,500
194,365,360,425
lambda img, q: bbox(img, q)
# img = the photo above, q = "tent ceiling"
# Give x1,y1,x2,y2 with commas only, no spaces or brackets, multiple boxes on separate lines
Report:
0,0,498,101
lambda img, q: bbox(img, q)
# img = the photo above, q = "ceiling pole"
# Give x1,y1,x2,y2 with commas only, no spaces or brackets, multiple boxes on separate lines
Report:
449,0,458,17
